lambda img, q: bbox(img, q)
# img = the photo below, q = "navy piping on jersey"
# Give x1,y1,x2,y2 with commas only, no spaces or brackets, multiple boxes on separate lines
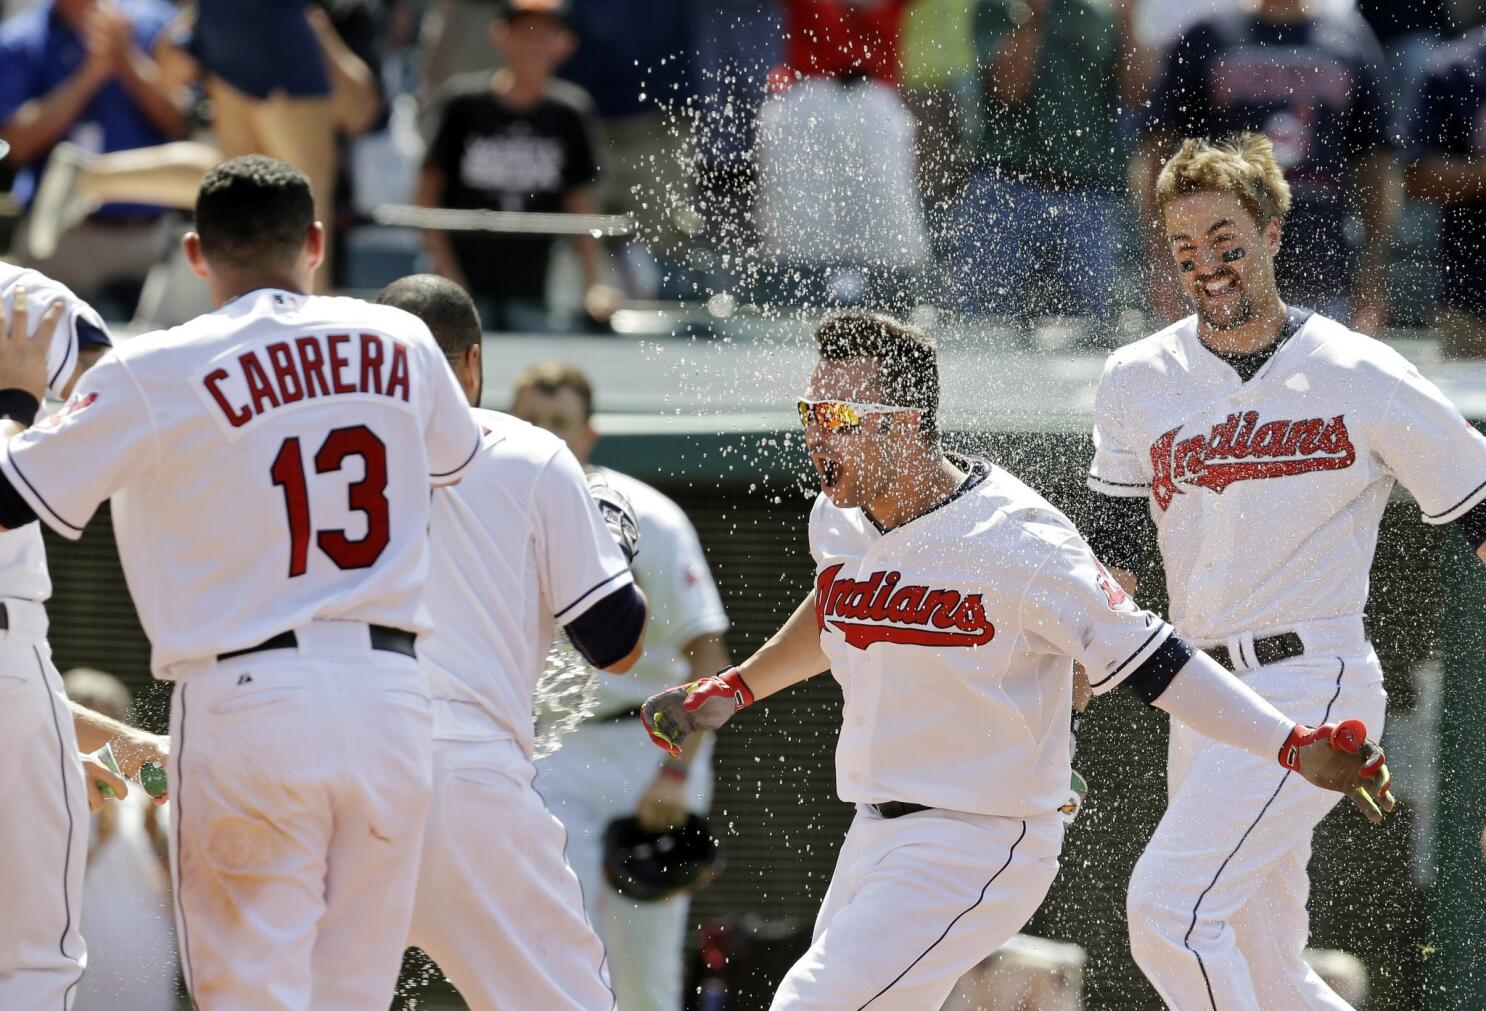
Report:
553,569,629,622
864,456,990,535
1426,476,1486,522
431,435,482,480
173,684,200,1008
38,647,83,1004
46,323,73,395
4,454,82,533
1181,657,1347,1010
857,819,1028,1008
1088,475,1151,490
1088,621,1170,690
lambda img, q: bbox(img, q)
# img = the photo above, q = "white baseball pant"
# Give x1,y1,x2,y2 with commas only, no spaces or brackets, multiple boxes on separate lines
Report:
535,717,715,1011
408,735,615,1010
166,623,433,1011
771,807,1064,1010
1127,644,1387,1011
0,600,87,1010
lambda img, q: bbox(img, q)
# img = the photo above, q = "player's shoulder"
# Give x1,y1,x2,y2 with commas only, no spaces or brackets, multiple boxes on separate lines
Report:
1297,311,1417,384
595,466,692,528
301,293,436,347
975,462,1080,550
0,260,86,308
1098,316,1194,383
471,407,567,467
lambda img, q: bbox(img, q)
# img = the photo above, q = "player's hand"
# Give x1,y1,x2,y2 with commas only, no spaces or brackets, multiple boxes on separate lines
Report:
642,667,753,758
111,730,170,803
587,470,640,564
1280,719,1395,825
0,289,64,404
82,753,129,811
636,766,689,832
1072,663,1092,712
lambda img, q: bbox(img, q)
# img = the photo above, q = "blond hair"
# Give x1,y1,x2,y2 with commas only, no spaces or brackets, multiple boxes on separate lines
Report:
1156,133,1293,228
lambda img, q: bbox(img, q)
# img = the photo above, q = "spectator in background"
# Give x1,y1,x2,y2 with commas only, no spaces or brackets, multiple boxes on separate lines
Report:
1407,24,1486,356
0,0,186,316
64,667,177,1011
558,0,692,297
418,0,615,331
899,0,974,216
418,0,504,128
1135,0,1400,332
521,361,732,1011
753,0,930,310
948,0,1126,338
1358,0,1455,112
942,934,1086,1011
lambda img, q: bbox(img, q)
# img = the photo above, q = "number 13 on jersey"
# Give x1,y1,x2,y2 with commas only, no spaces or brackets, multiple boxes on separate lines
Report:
270,425,390,577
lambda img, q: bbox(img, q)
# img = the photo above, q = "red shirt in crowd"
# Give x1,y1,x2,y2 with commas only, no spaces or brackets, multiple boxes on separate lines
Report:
775,0,913,88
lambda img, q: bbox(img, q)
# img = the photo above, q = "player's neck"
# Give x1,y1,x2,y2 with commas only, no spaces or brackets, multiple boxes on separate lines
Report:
866,452,966,531
492,68,547,110
1198,297,1290,356
208,272,308,308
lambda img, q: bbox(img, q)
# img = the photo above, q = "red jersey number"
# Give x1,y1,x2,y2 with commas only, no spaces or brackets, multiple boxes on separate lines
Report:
271,425,391,577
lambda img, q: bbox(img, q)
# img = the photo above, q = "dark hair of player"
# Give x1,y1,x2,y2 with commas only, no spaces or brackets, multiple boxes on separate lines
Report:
376,274,482,357
513,360,594,421
194,155,316,272
814,312,939,437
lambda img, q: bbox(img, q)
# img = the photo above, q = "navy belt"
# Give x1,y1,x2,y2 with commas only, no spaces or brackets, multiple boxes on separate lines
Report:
872,801,931,820
218,624,416,662
1204,631,1305,672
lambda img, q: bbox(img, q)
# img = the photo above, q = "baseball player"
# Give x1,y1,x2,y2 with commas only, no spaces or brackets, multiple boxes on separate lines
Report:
0,156,482,1011
518,360,732,1011
375,274,647,1010
1085,133,1486,1011
639,311,1393,1010
0,253,170,1010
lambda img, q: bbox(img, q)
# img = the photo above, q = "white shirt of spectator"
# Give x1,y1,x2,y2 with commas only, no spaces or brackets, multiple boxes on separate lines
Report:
0,289,480,675
811,458,1179,819
588,467,729,713
0,261,109,603
1089,312,1486,642
419,409,635,751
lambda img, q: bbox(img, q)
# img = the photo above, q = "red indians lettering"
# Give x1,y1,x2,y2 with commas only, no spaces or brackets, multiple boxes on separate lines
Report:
815,563,995,650
203,333,411,428
1150,412,1356,511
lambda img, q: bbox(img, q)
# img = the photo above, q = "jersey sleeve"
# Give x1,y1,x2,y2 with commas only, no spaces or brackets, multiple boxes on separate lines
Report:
1087,357,1150,498
0,352,156,540
421,342,480,486
1372,363,1486,525
1019,533,1180,699
641,503,729,646
536,446,635,627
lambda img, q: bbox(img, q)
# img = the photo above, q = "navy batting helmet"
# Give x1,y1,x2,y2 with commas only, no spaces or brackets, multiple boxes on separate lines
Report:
602,814,722,903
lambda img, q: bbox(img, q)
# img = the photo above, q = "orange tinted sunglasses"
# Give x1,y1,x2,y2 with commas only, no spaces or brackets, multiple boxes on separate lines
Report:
796,399,913,433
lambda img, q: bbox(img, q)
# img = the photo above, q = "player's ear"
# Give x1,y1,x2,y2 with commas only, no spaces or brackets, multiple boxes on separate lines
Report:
1265,217,1282,257
182,232,210,280
303,222,327,278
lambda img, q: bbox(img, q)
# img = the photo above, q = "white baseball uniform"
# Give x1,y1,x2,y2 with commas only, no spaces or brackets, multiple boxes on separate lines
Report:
409,408,638,1010
0,263,110,1010
1090,311,1486,1010
774,456,1199,1010
0,287,481,1011
535,467,729,1011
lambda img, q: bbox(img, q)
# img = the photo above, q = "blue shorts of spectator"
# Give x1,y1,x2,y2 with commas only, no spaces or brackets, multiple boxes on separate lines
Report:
187,0,328,99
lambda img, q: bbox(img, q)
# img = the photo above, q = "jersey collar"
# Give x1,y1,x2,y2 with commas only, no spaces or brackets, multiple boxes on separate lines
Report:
863,454,991,534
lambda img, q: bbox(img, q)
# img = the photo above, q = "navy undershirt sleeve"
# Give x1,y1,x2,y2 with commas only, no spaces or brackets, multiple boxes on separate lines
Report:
0,467,38,529
1121,634,1195,706
564,582,646,670
1454,496,1486,552
1086,491,1150,574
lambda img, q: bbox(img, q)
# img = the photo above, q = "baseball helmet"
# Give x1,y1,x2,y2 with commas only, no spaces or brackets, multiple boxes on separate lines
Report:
602,814,722,903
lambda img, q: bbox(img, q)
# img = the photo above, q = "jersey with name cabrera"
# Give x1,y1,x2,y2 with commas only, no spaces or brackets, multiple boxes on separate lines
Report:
419,409,635,750
1089,311,1486,642
0,262,110,602
811,457,1182,819
0,288,481,676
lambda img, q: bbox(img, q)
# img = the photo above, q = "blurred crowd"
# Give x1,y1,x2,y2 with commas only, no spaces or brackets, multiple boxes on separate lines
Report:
3,0,1486,350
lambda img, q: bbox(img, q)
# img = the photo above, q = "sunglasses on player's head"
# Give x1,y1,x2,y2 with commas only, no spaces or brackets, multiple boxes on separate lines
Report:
796,399,916,433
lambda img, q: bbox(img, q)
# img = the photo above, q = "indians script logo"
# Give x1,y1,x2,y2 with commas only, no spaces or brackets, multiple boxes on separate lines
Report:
1149,412,1355,511
814,563,995,650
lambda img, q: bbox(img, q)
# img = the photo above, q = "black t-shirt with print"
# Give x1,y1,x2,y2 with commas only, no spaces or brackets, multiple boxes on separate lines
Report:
426,74,601,301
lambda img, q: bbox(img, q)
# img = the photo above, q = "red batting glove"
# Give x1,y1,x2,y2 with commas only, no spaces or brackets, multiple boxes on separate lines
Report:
641,667,754,758
1279,719,1396,825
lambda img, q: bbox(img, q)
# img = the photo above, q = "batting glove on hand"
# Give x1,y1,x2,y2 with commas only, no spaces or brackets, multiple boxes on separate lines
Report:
643,667,754,758
587,471,640,564
1280,719,1395,825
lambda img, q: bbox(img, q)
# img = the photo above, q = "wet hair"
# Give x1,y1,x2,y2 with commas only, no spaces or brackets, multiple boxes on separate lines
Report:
513,360,594,420
194,155,316,271
376,275,482,357
813,312,938,437
1156,133,1293,229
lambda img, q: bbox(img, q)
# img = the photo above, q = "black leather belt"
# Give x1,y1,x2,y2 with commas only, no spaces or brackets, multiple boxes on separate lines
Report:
594,705,644,723
218,625,416,662
872,802,931,820
1204,631,1305,672
0,604,8,631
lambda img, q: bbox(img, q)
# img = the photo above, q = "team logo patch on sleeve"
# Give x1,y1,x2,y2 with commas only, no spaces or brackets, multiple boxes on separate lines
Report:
36,390,97,431
1149,412,1356,510
814,563,995,649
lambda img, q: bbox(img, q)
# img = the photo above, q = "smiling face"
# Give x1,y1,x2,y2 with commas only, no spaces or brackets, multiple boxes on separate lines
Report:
1164,189,1282,332
802,358,920,511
